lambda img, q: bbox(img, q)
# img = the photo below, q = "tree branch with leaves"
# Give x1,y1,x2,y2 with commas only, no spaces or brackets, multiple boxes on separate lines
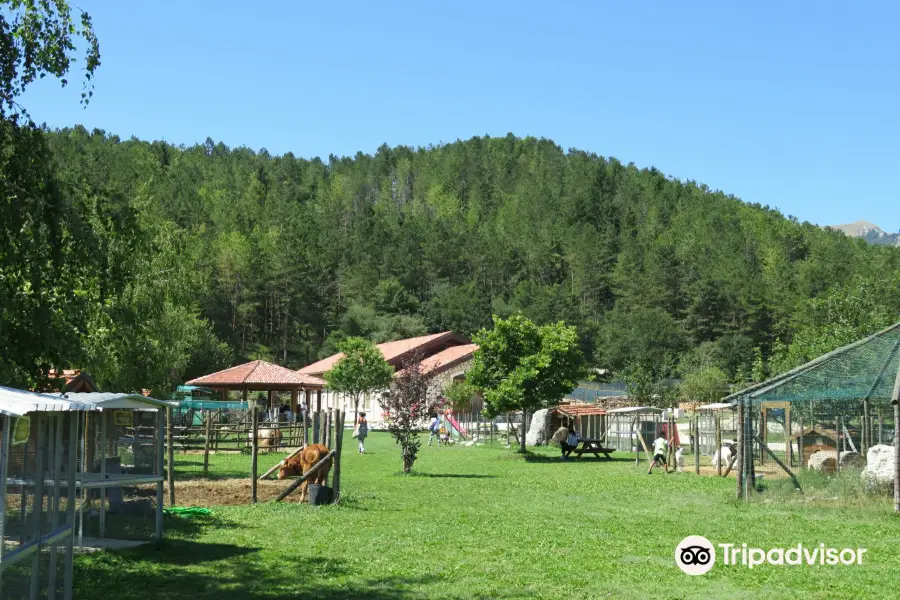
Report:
379,350,441,473
323,337,394,424
467,315,586,453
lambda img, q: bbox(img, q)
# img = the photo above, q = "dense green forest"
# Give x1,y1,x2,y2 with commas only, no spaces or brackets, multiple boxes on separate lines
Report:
10,127,893,397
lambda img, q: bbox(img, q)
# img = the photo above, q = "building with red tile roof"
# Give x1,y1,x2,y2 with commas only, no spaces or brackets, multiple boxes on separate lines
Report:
299,332,479,421
298,331,471,377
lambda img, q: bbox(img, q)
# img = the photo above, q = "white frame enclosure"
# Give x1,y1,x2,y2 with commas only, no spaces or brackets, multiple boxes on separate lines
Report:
48,393,174,548
0,386,94,600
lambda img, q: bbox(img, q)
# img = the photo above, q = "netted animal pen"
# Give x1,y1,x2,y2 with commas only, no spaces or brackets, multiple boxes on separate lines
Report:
724,322,900,505
0,387,93,600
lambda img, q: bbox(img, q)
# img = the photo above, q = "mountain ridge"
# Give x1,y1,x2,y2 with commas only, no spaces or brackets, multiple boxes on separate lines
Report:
830,220,900,247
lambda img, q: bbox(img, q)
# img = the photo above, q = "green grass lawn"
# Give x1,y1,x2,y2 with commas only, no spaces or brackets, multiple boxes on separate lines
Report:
67,433,900,600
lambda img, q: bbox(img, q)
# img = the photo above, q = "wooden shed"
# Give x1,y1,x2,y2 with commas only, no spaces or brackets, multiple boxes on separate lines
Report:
551,404,607,441
790,426,840,465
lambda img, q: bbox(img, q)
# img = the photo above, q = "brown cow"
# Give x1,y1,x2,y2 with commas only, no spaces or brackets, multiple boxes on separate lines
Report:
277,443,332,503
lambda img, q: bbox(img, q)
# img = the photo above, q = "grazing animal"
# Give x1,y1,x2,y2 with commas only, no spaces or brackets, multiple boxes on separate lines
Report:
249,427,283,453
674,447,685,471
277,443,332,503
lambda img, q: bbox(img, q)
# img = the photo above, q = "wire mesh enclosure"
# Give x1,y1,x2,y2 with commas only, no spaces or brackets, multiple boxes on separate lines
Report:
73,407,164,547
724,322,900,504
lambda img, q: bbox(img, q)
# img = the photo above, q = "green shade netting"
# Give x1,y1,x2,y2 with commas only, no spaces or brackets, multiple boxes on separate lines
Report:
727,322,900,407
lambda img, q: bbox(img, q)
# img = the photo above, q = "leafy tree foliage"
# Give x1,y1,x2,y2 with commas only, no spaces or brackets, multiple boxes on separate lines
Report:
442,380,478,413
0,1,108,389
0,0,99,119
467,315,585,452
10,100,900,396
679,367,730,405
323,337,394,423
769,274,900,374
380,351,441,473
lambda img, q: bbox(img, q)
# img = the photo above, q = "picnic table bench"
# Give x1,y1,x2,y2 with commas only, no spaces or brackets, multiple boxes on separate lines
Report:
569,439,615,460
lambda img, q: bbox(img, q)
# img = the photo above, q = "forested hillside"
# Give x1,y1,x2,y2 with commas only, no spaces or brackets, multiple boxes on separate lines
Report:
14,127,900,395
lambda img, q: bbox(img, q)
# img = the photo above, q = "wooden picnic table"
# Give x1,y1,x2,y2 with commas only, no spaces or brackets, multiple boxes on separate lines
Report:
572,438,615,460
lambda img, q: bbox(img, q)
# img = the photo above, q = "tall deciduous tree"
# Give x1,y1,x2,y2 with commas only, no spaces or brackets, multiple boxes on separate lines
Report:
0,0,104,388
323,337,394,423
379,350,441,473
467,315,585,453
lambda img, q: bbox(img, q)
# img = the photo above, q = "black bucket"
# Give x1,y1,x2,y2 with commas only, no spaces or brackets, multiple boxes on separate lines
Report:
307,484,333,505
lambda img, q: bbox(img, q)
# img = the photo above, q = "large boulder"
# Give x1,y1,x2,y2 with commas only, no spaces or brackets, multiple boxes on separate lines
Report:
526,409,552,446
862,444,895,489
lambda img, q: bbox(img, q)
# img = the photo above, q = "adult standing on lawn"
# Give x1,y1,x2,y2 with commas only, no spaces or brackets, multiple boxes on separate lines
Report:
354,412,369,454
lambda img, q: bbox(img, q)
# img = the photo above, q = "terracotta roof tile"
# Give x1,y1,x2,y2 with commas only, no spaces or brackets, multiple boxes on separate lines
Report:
187,360,322,388
554,404,607,417
299,331,469,376
414,344,479,376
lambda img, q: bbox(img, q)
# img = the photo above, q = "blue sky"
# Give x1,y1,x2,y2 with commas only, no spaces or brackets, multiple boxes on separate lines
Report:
21,1,900,231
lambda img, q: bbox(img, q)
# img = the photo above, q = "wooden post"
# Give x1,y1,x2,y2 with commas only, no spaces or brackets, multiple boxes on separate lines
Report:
798,414,804,467
251,405,259,504
215,408,222,452
894,402,900,512
506,413,511,445
892,362,900,512
736,399,744,499
155,409,164,544
878,409,883,445
100,411,107,537
755,434,803,493
303,390,311,446
203,411,212,477
863,399,870,457
723,451,738,477
333,409,343,502
836,416,841,476
785,404,792,467
166,406,175,507
313,411,320,444
715,414,722,476
693,414,700,475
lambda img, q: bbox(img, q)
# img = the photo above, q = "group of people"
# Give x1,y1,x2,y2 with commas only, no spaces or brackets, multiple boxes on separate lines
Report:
551,421,676,471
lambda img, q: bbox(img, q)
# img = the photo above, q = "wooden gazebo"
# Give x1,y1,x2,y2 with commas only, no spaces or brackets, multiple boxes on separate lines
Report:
185,360,325,417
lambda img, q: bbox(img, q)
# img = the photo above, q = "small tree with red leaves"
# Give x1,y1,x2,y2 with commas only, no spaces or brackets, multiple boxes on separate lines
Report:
379,350,441,473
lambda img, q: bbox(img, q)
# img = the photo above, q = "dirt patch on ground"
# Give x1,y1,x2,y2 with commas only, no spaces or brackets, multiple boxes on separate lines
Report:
694,464,789,479
167,479,298,506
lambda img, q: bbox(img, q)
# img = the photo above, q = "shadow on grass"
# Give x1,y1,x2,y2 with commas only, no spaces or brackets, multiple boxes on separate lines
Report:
81,508,239,542
72,546,484,600
523,453,634,464
407,472,497,479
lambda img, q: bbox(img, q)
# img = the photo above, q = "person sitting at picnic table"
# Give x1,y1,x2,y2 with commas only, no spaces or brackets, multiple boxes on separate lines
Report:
550,422,580,460
648,433,671,474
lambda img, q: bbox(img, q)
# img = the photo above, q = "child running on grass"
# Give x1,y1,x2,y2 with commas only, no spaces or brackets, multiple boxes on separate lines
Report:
648,433,670,474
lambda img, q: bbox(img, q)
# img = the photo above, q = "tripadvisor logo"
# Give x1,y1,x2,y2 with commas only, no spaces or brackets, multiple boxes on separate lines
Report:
675,536,867,575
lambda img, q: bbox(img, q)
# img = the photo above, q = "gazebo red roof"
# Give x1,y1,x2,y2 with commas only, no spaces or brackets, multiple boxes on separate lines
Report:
186,360,325,389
